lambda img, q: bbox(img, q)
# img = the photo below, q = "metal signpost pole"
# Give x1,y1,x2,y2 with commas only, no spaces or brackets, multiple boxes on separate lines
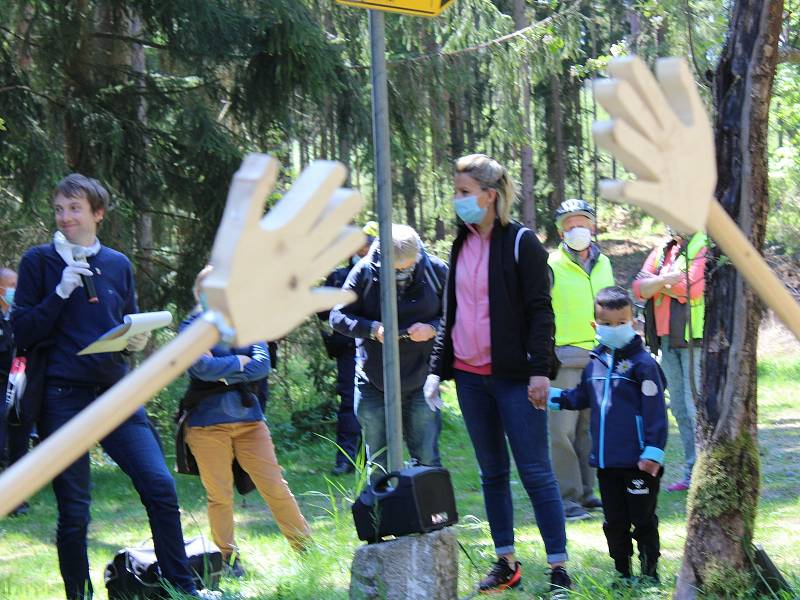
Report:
369,10,404,473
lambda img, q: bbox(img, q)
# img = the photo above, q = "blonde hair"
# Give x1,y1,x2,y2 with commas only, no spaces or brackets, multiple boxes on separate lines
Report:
454,154,516,225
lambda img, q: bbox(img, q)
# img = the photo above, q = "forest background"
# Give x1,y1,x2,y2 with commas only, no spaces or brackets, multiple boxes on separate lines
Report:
1,1,799,598
2,0,799,441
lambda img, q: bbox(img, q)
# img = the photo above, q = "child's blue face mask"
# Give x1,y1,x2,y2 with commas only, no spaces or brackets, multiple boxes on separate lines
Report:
596,322,636,350
2,287,14,307
453,195,487,224
199,291,209,312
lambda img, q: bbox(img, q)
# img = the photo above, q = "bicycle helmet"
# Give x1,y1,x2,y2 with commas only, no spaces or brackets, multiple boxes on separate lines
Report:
554,199,595,229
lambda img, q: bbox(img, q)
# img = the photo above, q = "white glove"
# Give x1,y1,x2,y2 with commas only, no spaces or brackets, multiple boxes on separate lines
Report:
423,374,443,412
125,331,151,352
55,262,92,299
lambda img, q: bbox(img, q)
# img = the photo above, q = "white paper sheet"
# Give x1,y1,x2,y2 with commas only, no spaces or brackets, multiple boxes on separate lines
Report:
77,311,173,355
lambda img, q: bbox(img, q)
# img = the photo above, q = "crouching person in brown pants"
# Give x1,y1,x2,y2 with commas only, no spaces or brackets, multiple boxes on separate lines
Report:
181,266,311,577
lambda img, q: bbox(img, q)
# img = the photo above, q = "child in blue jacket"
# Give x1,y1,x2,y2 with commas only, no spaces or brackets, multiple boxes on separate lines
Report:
549,286,668,584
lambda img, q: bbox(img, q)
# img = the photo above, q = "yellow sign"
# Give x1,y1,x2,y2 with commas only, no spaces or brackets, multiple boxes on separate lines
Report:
335,0,455,17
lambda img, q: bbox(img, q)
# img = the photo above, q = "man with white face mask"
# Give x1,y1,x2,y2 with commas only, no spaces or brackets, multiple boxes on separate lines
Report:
547,199,615,521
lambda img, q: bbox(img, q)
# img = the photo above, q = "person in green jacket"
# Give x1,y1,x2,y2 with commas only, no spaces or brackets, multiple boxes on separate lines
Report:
548,199,615,520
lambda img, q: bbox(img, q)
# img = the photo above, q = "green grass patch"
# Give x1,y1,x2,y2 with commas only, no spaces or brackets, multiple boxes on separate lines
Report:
1,353,798,599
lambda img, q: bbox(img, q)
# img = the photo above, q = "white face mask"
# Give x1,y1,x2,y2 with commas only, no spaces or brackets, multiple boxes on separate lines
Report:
563,227,592,251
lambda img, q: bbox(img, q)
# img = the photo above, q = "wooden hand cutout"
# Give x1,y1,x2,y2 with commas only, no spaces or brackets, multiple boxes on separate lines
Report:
202,155,363,344
592,56,800,341
592,56,716,234
0,155,364,517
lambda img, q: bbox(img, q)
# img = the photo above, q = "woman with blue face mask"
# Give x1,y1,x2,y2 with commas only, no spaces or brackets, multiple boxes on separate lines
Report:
426,154,571,594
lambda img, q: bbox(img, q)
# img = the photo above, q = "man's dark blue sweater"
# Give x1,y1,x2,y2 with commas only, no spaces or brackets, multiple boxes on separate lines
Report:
12,243,137,386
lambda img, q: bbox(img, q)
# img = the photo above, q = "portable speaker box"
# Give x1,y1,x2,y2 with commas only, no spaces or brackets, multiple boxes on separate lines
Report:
352,465,458,543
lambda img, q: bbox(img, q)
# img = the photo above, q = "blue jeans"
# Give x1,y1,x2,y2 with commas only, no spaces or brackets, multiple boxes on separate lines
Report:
354,379,441,477
40,383,197,599
455,370,567,563
659,336,699,482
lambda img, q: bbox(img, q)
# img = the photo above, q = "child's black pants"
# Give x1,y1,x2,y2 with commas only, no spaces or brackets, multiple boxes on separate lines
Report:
597,467,662,576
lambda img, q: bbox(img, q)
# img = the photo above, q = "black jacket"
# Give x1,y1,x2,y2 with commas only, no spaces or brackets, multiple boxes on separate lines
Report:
0,314,13,382
317,263,357,359
329,247,448,393
429,220,555,381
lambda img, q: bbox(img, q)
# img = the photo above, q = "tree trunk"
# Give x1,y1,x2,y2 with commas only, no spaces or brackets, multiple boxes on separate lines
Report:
448,95,465,160
424,30,448,241
401,164,418,231
513,0,536,229
674,1,783,598
544,73,566,243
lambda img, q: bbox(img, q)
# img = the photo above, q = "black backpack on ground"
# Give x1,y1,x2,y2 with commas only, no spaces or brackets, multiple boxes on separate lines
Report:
104,536,222,599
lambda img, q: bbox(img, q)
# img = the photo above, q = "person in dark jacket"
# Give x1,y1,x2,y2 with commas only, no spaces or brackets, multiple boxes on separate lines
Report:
549,286,668,584
11,174,212,599
425,154,571,594
329,224,447,478
316,222,376,475
0,266,33,517
180,266,311,578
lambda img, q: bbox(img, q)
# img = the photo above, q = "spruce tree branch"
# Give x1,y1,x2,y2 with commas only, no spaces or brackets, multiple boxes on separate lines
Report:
142,209,200,222
90,31,249,59
348,0,581,70
0,84,63,106
0,25,39,46
91,31,171,50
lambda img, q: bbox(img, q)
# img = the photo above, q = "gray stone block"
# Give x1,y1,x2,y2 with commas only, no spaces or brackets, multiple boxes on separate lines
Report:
349,527,459,600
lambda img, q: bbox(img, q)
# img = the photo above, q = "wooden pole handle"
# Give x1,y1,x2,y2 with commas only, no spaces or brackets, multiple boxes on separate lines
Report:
707,200,800,341
0,317,220,517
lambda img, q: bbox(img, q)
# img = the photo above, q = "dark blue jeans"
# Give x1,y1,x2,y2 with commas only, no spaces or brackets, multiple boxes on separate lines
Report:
40,383,197,599
455,370,567,563
355,378,441,477
334,351,361,467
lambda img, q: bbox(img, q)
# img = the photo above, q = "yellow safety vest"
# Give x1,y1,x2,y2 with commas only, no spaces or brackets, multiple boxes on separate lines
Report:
650,232,707,340
549,246,615,350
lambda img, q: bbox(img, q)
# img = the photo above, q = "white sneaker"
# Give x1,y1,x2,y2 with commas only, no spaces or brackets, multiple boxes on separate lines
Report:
193,589,222,599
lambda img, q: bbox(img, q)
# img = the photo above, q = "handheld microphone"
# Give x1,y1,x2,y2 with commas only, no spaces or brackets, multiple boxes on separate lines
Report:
73,249,99,304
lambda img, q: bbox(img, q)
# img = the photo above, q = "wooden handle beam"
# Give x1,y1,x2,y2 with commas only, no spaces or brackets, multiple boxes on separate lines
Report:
707,200,800,340
0,317,220,517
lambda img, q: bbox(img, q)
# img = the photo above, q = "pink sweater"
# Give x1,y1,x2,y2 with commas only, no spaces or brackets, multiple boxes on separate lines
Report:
452,226,492,375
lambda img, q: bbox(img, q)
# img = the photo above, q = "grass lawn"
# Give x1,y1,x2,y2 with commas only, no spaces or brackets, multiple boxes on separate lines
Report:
1,329,798,599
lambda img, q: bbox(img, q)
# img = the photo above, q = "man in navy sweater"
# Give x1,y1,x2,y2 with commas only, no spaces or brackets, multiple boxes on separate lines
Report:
12,174,215,599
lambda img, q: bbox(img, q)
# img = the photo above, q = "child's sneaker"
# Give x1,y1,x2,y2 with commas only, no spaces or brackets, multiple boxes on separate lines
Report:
666,479,690,492
549,566,572,597
477,557,522,593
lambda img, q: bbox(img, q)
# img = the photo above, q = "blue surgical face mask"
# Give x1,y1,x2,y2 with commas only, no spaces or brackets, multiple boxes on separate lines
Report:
199,291,209,312
2,287,14,307
453,195,487,224
596,322,636,350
